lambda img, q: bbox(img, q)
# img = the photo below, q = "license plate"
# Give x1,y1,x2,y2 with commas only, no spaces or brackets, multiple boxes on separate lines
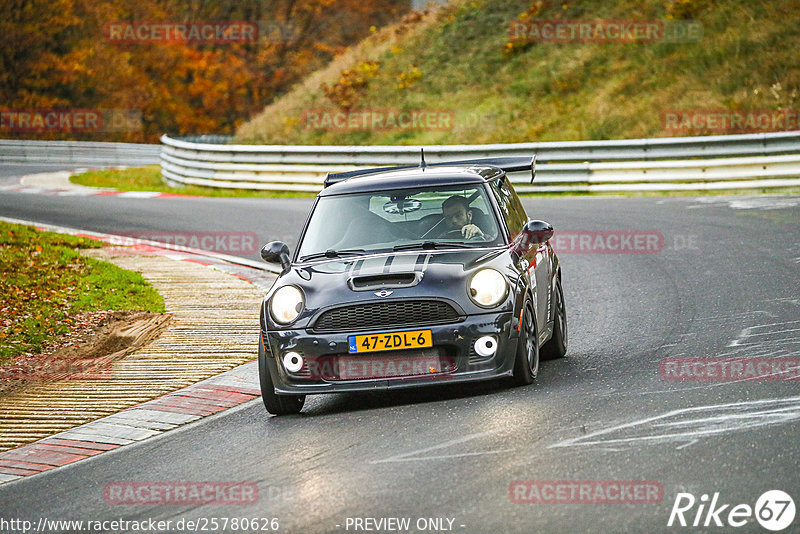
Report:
348,329,433,353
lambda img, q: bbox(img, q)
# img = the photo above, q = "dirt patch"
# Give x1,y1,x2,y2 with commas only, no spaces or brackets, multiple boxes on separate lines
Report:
0,310,173,396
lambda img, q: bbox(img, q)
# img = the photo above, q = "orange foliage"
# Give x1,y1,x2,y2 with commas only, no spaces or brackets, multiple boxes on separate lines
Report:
0,0,409,141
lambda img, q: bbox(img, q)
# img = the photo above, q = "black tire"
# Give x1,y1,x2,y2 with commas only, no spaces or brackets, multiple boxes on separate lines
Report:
511,298,539,386
541,276,567,360
258,339,305,415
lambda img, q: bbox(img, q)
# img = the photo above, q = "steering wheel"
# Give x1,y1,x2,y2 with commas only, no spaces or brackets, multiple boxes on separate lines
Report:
443,229,484,241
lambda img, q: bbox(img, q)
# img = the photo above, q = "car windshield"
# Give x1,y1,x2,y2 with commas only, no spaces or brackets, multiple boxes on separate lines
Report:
297,185,502,260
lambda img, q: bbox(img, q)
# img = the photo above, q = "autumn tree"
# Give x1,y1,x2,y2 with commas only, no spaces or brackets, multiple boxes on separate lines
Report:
0,0,410,141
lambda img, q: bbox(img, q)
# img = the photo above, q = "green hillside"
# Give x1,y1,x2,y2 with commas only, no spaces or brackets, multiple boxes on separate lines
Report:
235,0,800,145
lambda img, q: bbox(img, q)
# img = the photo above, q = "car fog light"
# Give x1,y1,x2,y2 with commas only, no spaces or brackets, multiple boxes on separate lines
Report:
283,351,304,373
474,336,498,358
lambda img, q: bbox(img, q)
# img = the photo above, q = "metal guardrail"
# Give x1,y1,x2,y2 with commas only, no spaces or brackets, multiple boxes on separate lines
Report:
160,131,800,193
0,139,160,166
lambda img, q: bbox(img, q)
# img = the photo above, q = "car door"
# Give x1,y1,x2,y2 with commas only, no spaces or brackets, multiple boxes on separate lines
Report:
489,179,549,329
531,239,551,337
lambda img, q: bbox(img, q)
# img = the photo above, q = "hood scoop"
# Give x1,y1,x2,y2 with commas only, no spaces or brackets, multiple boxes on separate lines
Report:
349,272,422,291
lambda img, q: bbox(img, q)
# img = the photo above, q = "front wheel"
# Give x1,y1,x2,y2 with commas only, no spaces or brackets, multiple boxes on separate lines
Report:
541,276,567,360
258,339,305,415
511,299,539,386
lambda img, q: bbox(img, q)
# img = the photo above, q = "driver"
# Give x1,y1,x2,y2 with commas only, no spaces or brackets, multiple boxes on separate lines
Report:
440,195,484,239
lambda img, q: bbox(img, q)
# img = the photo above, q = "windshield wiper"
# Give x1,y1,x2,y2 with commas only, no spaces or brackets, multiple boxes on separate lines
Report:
299,248,367,261
393,241,476,252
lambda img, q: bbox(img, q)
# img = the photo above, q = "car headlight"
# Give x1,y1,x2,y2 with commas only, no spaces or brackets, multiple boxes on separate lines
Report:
270,285,305,324
468,268,508,308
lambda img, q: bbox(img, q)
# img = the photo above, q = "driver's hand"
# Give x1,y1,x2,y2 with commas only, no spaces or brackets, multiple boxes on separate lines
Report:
462,224,483,239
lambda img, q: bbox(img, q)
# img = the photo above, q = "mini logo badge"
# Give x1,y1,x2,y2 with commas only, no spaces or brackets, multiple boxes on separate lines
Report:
375,290,393,298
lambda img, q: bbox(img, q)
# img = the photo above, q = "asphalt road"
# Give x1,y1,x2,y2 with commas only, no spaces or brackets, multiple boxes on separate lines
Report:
1,167,799,533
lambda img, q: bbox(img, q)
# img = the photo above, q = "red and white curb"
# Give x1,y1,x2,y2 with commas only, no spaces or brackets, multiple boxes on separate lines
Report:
0,169,193,199
0,361,261,485
0,184,191,199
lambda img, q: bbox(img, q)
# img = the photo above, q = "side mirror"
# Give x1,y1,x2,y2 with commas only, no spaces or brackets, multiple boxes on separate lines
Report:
513,220,554,254
261,241,291,273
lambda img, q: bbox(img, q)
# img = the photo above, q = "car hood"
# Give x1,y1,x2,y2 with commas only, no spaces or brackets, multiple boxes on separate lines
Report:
267,248,516,328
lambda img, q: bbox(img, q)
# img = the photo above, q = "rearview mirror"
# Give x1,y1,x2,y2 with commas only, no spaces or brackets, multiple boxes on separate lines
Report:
261,241,291,273
383,198,421,214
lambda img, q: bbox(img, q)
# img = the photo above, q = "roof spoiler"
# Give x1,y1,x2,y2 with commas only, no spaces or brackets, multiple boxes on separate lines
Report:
323,155,536,187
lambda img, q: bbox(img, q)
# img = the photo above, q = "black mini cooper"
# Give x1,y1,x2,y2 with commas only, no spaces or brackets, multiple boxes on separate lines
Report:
258,156,566,415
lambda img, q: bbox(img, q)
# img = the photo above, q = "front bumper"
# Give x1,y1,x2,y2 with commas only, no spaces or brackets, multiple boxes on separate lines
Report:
262,312,518,394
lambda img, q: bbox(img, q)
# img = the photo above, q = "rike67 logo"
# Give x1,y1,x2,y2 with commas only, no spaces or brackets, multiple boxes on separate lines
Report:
668,490,795,531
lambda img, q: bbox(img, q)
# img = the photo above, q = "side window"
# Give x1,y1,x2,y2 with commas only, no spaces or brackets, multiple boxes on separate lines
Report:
467,193,492,220
490,179,527,239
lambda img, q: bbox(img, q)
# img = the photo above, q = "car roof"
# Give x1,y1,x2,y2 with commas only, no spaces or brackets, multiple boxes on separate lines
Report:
319,165,505,196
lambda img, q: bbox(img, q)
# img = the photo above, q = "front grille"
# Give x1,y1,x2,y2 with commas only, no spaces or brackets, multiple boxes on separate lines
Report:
468,342,481,365
296,357,311,378
313,300,461,332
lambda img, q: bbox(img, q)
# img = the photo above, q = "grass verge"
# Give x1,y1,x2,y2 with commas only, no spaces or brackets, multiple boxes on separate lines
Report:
0,221,165,363
70,166,317,198
236,0,800,146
